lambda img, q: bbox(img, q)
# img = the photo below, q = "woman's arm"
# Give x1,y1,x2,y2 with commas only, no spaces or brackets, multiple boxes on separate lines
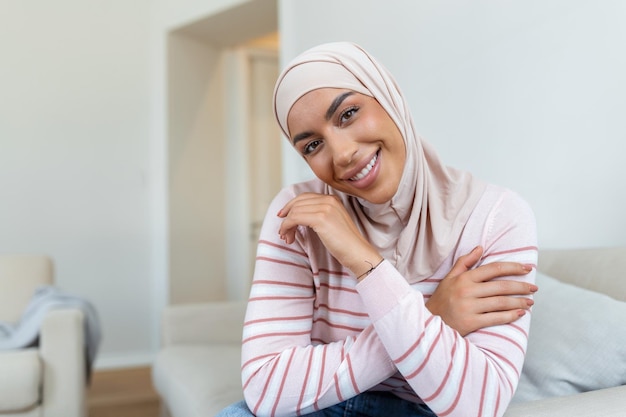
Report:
357,189,537,417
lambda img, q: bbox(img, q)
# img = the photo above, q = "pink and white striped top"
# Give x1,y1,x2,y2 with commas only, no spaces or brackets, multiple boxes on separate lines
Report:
241,180,537,417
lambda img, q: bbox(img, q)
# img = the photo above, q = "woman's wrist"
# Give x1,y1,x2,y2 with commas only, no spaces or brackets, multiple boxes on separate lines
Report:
356,258,384,281
342,243,383,280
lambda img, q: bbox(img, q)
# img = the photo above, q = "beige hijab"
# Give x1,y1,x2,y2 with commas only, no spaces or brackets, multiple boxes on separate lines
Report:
273,42,486,281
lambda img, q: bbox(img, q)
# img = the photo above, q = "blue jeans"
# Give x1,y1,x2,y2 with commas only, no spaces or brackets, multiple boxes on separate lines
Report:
215,391,437,416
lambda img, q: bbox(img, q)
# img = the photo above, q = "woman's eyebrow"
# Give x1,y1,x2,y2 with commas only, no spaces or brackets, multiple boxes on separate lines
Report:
325,91,354,121
292,131,313,145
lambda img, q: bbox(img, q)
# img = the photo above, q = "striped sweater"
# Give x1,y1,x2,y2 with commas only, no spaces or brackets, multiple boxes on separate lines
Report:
241,180,537,417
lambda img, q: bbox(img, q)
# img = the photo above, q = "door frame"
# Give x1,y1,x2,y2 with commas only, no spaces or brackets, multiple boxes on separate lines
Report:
224,46,280,301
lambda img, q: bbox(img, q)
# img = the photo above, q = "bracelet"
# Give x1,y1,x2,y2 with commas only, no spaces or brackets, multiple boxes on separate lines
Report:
357,258,384,280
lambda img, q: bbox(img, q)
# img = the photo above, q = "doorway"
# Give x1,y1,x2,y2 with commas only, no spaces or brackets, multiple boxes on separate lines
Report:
167,5,280,304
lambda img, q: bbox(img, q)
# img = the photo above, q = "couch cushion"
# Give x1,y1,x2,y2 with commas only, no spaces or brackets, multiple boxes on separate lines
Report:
0,348,42,412
153,344,243,417
506,385,626,417
512,272,626,403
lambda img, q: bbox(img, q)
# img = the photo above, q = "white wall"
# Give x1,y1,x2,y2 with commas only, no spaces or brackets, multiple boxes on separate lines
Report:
279,0,626,249
0,0,155,367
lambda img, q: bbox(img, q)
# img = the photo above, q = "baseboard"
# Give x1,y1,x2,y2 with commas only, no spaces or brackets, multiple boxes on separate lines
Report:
94,350,156,370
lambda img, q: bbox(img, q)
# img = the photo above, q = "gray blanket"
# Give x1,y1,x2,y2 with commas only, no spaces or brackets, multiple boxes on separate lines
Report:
0,285,101,376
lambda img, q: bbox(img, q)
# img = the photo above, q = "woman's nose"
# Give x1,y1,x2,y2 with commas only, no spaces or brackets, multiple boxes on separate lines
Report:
328,133,357,167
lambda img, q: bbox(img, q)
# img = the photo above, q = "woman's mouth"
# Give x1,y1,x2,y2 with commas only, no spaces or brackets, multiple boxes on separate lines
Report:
349,152,379,181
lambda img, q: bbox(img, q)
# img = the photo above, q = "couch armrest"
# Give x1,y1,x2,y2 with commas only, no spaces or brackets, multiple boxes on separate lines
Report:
40,308,87,417
160,301,247,346
504,385,626,417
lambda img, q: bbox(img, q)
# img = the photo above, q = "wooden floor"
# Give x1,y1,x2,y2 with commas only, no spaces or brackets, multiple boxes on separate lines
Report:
87,366,161,417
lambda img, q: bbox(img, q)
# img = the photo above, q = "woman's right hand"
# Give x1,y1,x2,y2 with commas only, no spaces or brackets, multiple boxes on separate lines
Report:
425,246,537,336
277,192,382,278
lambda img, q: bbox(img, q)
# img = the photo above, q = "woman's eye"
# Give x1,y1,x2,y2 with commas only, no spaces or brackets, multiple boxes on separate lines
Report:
303,139,322,155
339,106,358,124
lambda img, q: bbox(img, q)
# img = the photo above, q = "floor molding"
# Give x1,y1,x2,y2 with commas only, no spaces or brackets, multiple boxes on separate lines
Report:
94,351,156,370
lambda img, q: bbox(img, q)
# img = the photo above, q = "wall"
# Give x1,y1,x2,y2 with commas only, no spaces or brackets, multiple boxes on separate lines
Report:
167,33,227,304
279,0,626,249
0,0,155,367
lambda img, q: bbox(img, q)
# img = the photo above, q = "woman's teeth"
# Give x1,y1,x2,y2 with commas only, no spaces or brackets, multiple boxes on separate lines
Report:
350,153,378,181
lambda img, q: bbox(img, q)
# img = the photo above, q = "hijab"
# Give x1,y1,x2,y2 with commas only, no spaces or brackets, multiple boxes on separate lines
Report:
273,42,486,281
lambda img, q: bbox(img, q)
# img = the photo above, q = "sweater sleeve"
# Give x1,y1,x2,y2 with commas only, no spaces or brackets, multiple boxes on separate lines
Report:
356,189,537,417
241,189,397,417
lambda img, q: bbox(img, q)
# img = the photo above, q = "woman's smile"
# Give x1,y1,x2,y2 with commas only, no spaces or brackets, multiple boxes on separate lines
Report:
344,149,380,187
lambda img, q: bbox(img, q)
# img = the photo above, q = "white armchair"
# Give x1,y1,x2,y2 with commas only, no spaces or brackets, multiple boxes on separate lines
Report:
0,255,87,417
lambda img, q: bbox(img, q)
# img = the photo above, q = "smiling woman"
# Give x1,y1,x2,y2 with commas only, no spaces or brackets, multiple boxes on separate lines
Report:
217,42,538,417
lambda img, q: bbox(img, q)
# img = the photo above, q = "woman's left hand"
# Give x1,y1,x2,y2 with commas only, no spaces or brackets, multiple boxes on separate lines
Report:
277,193,382,277
426,246,536,336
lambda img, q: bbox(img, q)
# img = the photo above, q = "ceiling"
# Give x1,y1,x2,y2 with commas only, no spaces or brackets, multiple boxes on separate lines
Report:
174,0,278,47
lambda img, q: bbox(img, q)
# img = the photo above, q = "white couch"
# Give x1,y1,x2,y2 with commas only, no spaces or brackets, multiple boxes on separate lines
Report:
0,255,87,417
152,247,626,417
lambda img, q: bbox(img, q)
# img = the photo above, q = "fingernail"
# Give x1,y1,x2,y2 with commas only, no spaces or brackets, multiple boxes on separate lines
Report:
517,310,526,317
530,284,538,293
277,209,282,216
526,299,535,307
522,264,533,271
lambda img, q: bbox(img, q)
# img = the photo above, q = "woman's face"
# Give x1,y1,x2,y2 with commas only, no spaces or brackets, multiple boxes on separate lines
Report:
287,88,406,204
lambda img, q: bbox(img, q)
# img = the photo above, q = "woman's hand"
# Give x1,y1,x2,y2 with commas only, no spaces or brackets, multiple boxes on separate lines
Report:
277,193,382,277
426,246,537,336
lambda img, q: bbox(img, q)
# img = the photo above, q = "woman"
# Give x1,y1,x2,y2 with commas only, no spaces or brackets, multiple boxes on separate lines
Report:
219,42,537,417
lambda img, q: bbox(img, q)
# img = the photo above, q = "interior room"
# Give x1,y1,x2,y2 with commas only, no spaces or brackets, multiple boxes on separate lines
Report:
1,0,624,416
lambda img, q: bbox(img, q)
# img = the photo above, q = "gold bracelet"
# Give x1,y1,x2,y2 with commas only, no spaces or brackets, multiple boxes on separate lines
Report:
357,258,384,280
